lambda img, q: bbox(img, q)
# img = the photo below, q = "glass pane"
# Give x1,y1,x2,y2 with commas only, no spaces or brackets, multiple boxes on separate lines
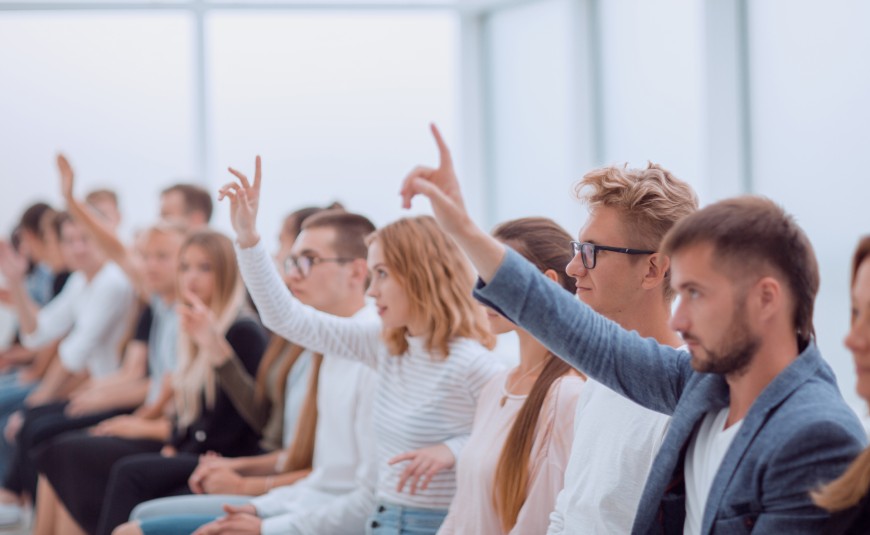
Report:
0,12,197,238
206,11,458,243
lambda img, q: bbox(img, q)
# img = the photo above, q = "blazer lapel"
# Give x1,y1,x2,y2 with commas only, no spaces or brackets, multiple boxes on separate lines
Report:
699,345,822,534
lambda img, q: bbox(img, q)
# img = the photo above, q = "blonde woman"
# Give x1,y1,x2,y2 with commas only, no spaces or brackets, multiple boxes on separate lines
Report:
437,218,583,535
219,157,501,535
35,231,267,535
814,236,870,534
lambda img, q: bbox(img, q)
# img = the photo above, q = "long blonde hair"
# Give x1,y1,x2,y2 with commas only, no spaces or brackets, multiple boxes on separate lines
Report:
173,230,247,430
367,216,495,357
813,236,870,512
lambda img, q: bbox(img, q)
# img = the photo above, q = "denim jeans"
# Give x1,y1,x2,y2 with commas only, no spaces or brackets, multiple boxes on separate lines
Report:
366,503,448,535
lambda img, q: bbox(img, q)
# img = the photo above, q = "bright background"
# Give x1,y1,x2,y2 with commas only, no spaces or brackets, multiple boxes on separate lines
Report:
1,0,868,413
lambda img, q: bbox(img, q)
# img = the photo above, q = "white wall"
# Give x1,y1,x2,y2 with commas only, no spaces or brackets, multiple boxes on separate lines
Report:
0,10,458,254
747,0,870,413
0,12,197,241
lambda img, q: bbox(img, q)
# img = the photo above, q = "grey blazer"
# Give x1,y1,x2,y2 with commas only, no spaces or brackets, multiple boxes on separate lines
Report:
475,248,867,534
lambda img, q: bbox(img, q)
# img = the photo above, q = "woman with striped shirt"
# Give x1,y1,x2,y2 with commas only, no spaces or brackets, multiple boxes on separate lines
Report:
218,157,501,535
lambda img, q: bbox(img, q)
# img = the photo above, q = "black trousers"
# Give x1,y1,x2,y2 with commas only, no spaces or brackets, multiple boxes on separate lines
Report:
96,453,198,535
3,401,129,498
34,431,163,535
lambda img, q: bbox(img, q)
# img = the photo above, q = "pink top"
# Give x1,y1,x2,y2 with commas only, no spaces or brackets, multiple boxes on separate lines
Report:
438,369,583,535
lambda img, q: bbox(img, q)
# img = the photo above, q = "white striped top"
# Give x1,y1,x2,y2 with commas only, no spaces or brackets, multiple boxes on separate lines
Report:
237,241,502,510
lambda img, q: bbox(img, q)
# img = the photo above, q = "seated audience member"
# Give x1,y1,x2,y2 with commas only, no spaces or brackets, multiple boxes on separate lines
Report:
546,163,697,533
401,124,867,533
274,202,343,270
85,189,122,231
15,202,57,307
438,217,583,535
0,210,136,510
160,184,213,229
115,211,380,535
34,230,267,535
814,236,870,534
220,157,501,535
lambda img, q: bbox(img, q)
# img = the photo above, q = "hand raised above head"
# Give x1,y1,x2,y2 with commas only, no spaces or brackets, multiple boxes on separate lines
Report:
399,124,473,237
56,153,76,200
219,156,262,249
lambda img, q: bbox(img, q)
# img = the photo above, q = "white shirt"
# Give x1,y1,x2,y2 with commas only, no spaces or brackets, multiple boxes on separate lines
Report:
21,262,135,378
547,378,671,534
238,241,502,511
252,307,380,535
683,408,743,535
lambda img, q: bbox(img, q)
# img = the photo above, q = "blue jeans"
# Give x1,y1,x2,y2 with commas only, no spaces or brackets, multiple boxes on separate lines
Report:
366,503,447,535
139,515,218,535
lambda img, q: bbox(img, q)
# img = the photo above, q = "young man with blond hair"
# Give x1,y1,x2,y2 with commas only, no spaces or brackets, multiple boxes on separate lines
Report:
547,162,696,534
402,125,865,534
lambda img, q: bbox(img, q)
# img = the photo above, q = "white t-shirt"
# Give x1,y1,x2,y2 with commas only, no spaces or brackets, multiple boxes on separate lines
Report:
683,407,743,535
21,262,135,378
547,378,671,534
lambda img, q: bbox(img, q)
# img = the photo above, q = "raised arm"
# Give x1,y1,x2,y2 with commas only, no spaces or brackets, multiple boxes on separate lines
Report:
401,125,692,413
57,154,146,299
400,124,507,282
219,158,382,366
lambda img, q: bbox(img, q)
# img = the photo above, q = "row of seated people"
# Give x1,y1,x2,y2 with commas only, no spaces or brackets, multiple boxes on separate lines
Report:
0,128,867,535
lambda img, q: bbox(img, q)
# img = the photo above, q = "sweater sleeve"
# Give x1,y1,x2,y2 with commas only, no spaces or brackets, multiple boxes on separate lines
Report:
216,355,271,434
474,248,692,415
236,241,382,368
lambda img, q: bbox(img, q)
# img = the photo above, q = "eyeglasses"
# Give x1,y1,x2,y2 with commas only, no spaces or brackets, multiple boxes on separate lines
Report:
570,241,656,270
283,254,353,278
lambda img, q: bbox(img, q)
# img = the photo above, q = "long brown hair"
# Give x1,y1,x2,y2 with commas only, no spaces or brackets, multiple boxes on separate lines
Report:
252,338,322,471
813,235,870,512
490,217,579,531
173,230,247,429
367,216,495,357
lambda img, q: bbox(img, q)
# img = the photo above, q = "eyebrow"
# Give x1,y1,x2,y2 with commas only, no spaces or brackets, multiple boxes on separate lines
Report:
370,263,386,270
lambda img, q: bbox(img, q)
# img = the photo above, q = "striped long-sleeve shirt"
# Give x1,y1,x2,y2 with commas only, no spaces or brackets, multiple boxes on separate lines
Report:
237,240,503,510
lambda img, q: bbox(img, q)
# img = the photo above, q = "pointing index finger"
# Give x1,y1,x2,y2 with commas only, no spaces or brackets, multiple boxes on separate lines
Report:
253,155,262,190
430,123,453,169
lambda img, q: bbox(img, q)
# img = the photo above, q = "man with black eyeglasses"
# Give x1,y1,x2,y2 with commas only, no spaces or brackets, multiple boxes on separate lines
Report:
401,125,866,534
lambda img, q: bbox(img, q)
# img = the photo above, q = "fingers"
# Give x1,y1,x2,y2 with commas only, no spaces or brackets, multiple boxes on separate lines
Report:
419,463,443,491
218,181,241,202
253,156,262,190
399,166,435,209
387,450,416,466
227,168,248,186
430,123,453,170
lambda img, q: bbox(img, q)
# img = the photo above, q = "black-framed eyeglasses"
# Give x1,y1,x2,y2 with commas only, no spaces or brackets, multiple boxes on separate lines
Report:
283,254,354,278
570,241,656,270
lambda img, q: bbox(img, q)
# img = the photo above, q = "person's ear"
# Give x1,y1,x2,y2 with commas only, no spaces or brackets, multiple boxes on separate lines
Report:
754,276,782,323
542,268,560,284
641,253,671,291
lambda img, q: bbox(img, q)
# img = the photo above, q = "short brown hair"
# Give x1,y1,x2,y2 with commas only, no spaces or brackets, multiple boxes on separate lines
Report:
300,209,374,260
162,184,213,223
662,196,820,349
575,162,698,299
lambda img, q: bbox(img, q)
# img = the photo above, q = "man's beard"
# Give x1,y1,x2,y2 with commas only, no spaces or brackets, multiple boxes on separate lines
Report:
691,301,760,377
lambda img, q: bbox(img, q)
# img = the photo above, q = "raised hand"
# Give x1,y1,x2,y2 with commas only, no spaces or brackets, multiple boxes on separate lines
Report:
57,154,75,200
399,124,472,236
0,241,28,285
388,443,455,495
219,156,262,249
